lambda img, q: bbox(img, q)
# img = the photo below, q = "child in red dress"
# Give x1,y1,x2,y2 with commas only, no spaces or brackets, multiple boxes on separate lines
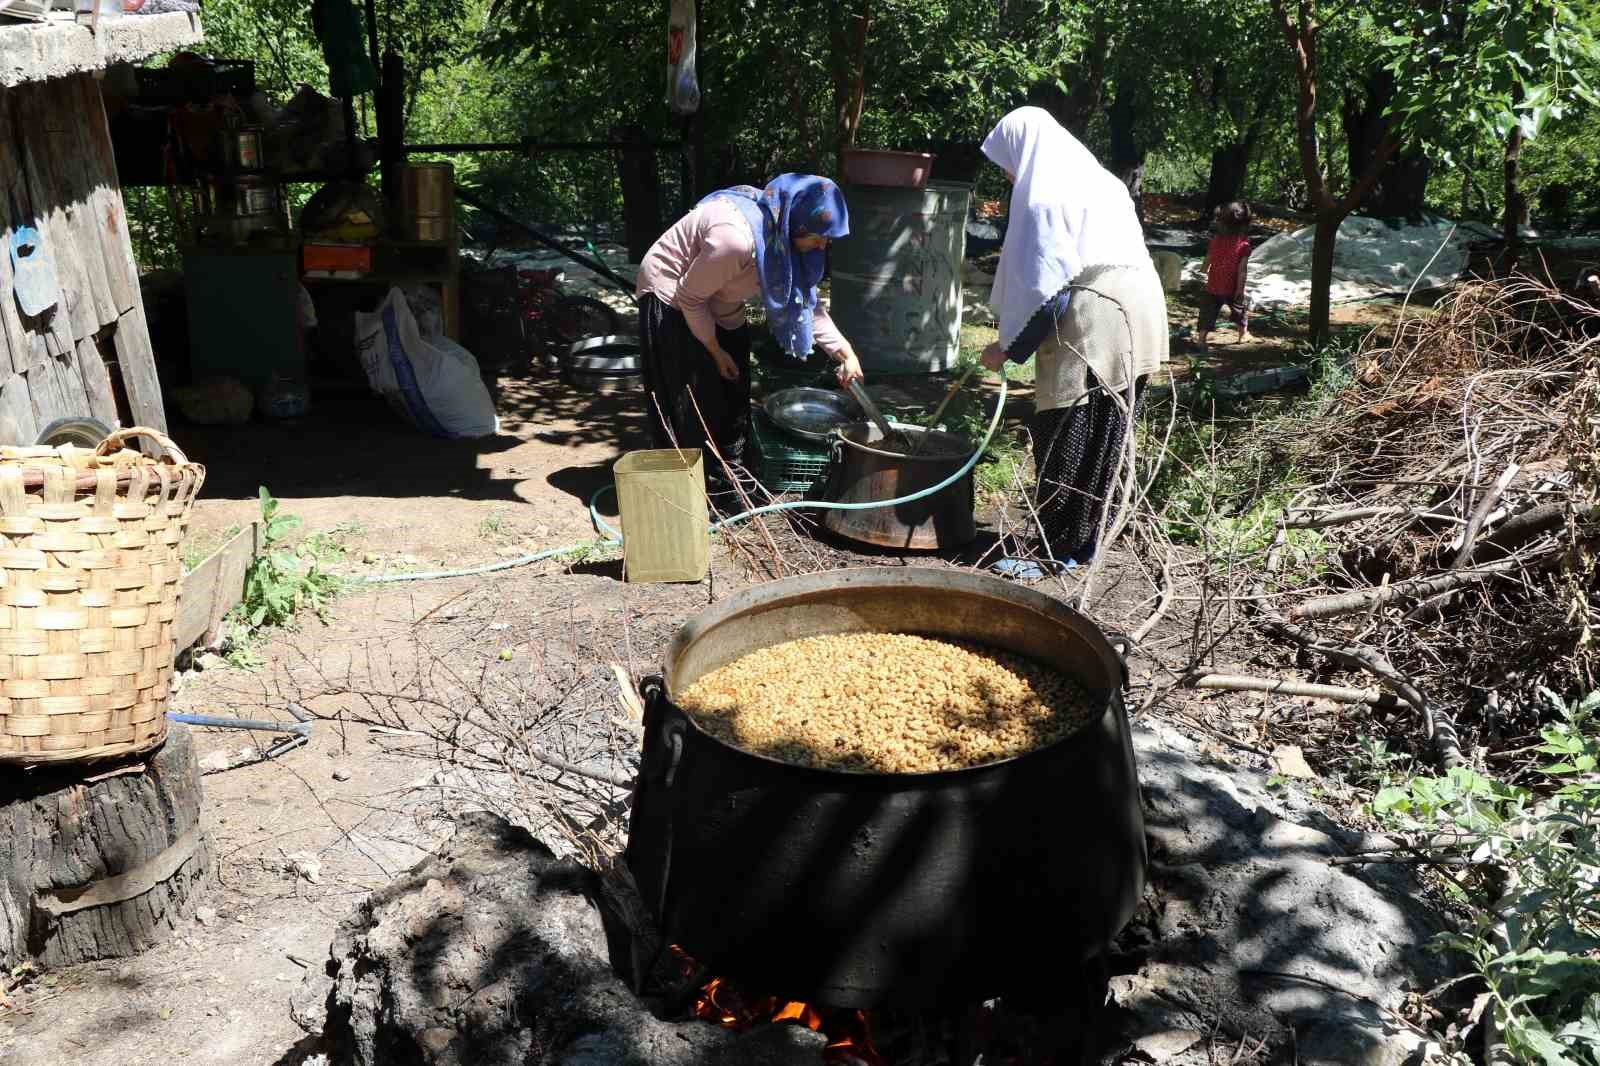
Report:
1197,201,1253,352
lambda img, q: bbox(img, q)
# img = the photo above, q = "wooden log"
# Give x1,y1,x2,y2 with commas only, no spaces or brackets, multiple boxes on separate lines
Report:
111,302,168,434
74,75,137,316
12,84,96,348
175,523,259,652
0,725,210,969
75,333,117,428
38,80,118,332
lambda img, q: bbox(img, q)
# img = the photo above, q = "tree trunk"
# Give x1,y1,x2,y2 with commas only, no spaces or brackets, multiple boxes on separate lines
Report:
830,2,870,175
1203,141,1252,217
1,725,210,969
1503,85,1526,268
1309,212,1341,345
1342,67,1431,216
1041,15,1108,137
615,126,662,263
1372,150,1431,217
1107,86,1145,217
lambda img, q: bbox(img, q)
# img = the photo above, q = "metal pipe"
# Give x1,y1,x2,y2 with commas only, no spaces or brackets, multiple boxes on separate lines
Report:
404,141,684,154
453,186,638,296
167,712,312,736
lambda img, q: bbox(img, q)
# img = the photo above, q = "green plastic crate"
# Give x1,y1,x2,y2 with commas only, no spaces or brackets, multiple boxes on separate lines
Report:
750,411,831,494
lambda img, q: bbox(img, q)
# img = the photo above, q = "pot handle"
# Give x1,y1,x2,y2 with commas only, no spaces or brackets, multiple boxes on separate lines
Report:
639,675,686,789
1102,630,1134,689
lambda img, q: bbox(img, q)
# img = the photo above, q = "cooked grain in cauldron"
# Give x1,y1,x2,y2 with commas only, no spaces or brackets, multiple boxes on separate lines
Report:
677,633,1096,773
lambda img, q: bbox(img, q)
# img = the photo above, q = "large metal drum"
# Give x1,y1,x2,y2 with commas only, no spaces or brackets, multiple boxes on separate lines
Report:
626,568,1147,1009
830,181,972,375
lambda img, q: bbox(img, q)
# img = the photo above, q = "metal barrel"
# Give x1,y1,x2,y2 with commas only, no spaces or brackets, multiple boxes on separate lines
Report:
828,180,972,375
400,162,455,242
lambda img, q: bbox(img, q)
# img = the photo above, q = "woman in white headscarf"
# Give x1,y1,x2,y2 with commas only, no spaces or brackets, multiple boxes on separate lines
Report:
977,106,1168,573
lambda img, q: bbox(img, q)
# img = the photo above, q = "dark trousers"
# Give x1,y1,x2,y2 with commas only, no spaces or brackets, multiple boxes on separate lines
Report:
1198,292,1250,334
1030,376,1142,561
638,294,752,481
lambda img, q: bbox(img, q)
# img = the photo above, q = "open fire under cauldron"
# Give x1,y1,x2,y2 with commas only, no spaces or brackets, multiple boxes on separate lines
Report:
626,568,1147,1012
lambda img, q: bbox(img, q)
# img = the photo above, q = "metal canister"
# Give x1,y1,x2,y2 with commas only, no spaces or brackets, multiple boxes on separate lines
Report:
218,127,264,173
400,162,454,242
234,176,278,217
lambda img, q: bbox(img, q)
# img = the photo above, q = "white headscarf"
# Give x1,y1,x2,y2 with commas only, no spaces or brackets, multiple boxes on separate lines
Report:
981,107,1148,349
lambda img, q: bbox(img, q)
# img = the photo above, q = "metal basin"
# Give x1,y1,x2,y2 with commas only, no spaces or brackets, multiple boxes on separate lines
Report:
625,567,1147,1008
562,336,641,392
763,387,857,442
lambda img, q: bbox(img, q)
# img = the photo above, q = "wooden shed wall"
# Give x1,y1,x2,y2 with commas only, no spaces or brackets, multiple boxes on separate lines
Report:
0,72,165,444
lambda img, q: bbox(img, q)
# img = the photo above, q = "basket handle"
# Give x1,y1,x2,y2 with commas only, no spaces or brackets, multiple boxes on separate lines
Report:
93,426,189,465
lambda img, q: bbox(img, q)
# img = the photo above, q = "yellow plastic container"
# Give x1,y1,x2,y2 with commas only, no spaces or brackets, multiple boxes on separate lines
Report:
613,449,710,583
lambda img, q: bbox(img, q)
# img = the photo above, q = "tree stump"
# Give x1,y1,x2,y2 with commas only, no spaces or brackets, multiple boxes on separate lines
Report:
0,724,210,969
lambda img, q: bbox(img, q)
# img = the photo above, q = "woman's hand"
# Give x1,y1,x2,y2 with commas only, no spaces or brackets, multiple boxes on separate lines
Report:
709,347,740,382
980,342,1009,373
835,350,864,386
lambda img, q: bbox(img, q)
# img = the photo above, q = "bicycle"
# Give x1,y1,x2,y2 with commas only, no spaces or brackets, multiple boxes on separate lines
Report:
514,267,624,371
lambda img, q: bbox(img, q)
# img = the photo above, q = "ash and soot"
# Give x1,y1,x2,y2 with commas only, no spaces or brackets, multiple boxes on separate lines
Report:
677,633,1097,772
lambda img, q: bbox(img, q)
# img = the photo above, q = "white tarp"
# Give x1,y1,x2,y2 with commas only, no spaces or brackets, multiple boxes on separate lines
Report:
1182,214,1500,308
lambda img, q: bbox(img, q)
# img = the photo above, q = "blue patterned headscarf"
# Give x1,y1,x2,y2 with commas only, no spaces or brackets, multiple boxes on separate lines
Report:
698,174,850,357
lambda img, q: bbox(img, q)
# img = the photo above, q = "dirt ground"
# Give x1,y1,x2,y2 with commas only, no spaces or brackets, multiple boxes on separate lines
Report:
0,303,1343,1066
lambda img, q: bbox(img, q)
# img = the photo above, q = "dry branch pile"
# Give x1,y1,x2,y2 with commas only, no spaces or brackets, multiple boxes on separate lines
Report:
1255,277,1600,765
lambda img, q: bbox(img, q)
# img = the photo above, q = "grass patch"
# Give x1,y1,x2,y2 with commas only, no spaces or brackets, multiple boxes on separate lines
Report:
1141,336,1355,562
221,490,353,668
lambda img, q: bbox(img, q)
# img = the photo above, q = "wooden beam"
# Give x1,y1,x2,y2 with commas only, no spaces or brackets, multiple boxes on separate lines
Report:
0,92,26,377
76,333,116,427
39,79,118,331
110,302,166,434
73,74,136,316
174,523,258,652
13,84,97,347
0,371,38,446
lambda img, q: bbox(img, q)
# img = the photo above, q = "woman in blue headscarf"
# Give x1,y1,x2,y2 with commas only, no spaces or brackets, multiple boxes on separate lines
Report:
636,174,863,493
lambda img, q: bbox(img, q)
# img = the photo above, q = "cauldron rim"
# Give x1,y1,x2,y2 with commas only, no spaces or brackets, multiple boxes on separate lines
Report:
656,566,1128,783
833,421,974,462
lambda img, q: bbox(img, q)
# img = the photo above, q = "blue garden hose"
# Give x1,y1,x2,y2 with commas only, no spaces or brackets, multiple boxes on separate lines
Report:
363,377,1008,584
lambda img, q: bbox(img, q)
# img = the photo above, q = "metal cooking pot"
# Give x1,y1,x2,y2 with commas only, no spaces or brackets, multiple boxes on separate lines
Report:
821,422,976,550
626,567,1147,1009
763,387,857,442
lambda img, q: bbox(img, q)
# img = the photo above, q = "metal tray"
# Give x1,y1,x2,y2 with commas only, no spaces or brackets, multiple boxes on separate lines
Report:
763,387,857,442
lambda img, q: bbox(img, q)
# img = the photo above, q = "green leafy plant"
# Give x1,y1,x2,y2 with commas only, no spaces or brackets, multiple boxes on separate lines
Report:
238,488,344,631
1372,689,1600,1061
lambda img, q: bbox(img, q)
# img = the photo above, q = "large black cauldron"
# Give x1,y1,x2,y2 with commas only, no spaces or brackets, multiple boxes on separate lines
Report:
626,568,1146,1009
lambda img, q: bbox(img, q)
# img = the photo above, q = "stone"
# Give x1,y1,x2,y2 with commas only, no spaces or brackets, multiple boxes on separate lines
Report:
332,768,353,782
1270,744,1316,779
295,814,739,1066
194,906,218,927
198,750,233,773
1133,1028,1204,1062
1111,721,1451,1065
0,12,202,89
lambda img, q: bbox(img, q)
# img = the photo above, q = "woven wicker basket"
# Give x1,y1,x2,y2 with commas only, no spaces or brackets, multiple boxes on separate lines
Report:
0,428,205,766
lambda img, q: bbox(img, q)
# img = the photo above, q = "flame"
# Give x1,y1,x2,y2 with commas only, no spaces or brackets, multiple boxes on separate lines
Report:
671,947,885,1065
